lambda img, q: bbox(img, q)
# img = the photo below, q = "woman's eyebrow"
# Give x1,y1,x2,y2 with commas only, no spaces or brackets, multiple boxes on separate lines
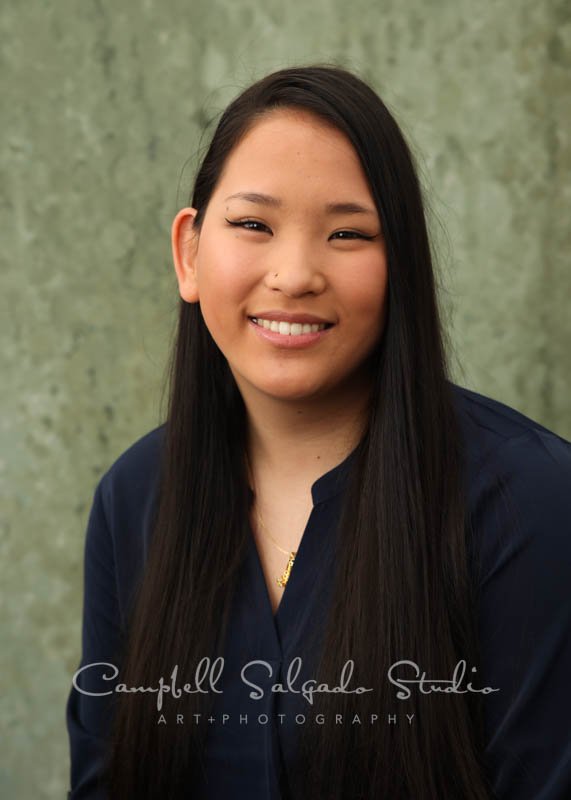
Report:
224,191,376,216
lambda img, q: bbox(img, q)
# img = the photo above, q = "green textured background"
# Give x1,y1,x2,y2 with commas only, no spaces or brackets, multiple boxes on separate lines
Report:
2,1,570,796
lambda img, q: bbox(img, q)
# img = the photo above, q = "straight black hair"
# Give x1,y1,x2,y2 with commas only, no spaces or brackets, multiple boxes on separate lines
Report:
104,62,494,798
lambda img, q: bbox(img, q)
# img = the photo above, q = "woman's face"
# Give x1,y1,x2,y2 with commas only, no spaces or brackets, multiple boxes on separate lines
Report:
172,108,389,405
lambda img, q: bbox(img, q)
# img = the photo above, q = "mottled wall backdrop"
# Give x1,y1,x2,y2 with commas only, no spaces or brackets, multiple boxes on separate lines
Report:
1,0,569,796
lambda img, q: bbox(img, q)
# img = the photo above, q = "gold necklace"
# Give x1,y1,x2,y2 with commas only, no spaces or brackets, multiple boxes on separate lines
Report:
246,451,297,589
253,503,297,589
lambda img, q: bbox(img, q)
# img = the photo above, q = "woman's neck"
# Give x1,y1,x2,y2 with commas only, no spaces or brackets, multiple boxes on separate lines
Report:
242,377,372,496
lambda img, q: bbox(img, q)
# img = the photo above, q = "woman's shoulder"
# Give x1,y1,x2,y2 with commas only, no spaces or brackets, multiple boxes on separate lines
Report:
94,422,166,554
98,422,166,496
459,389,571,796
78,424,167,633
449,382,571,586
449,380,571,480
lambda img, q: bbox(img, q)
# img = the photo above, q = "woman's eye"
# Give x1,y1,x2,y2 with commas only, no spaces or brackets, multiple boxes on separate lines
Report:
330,230,375,241
224,218,376,241
225,218,271,233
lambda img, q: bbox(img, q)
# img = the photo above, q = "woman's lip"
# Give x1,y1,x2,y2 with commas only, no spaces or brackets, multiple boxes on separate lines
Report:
248,318,334,348
248,311,334,324
248,316,334,328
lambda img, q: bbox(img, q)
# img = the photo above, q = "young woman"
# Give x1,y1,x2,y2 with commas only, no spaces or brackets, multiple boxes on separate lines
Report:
66,64,571,799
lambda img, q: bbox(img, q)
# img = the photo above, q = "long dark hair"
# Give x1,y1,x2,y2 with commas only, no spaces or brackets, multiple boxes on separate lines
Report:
104,63,493,798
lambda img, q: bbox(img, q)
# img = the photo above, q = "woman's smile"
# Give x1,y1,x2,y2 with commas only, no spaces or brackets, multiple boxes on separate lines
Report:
247,315,335,349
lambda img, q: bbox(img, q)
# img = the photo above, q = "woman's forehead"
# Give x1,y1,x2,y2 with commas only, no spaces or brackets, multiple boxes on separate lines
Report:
232,107,354,156
214,111,373,204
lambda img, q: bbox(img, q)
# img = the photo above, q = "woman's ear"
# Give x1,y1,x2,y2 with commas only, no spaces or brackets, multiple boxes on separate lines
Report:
171,207,200,303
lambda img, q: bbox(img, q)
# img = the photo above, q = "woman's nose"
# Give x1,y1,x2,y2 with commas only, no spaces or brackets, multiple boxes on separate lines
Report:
263,241,326,296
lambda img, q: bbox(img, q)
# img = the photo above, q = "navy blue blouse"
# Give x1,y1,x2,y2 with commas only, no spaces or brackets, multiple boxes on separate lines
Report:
66,383,571,798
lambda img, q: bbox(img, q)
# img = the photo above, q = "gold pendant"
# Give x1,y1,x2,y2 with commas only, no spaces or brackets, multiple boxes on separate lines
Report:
276,551,296,588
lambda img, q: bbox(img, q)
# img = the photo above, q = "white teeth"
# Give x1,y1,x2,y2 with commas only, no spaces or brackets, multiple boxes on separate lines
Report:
251,318,328,335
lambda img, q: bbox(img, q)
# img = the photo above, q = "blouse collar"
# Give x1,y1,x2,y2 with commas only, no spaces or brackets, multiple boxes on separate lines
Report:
246,442,361,507
310,443,360,506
